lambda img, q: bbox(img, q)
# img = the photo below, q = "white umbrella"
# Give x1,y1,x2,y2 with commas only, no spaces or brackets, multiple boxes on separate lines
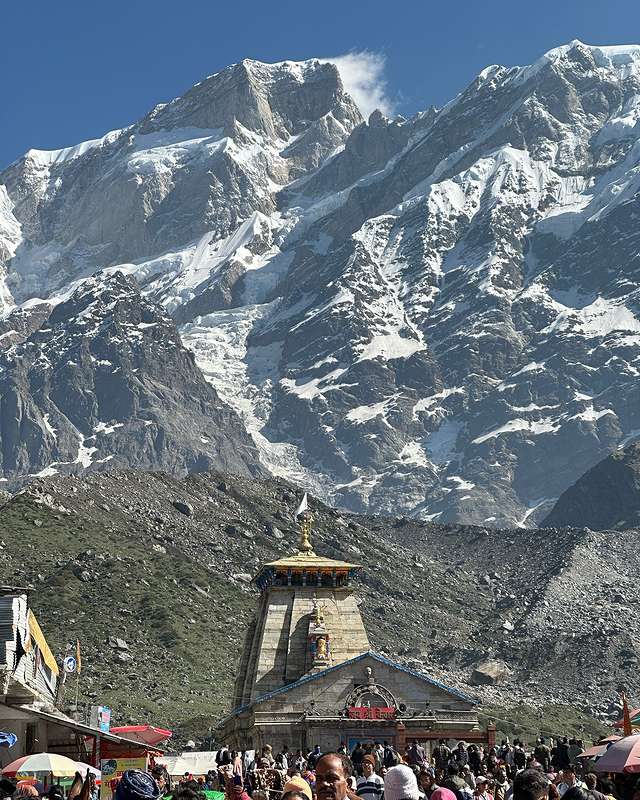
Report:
2,753,79,776
76,762,101,777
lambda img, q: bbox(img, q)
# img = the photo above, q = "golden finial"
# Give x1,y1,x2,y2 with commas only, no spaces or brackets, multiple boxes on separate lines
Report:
298,514,316,555
294,492,315,556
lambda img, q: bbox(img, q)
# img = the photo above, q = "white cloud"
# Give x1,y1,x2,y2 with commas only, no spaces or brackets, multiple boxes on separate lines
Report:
321,51,393,119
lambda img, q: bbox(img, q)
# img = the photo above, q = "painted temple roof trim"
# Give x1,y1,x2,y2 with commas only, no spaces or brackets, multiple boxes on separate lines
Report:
253,521,361,584
264,553,360,570
253,553,361,586
223,651,478,720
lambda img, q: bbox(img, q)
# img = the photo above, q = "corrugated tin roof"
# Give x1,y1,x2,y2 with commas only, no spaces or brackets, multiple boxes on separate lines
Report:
21,707,160,748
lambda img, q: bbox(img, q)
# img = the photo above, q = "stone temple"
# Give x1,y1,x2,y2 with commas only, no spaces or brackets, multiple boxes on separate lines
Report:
217,520,495,752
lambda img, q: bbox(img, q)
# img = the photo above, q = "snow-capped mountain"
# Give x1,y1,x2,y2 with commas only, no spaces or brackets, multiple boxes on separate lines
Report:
3,43,640,525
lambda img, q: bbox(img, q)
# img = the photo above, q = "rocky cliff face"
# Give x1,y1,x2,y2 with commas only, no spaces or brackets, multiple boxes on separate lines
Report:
3,43,640,524
543,442,640,529
0,271,263,487
1,471,633,736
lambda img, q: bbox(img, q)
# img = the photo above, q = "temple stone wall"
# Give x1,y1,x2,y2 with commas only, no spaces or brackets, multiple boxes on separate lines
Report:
246,587,369,701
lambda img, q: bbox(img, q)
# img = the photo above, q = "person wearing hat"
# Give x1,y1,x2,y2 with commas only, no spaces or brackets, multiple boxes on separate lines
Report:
282,776,313,800
356,756,384,800
114,771,161,800
474,777,494,800
384,765,422,800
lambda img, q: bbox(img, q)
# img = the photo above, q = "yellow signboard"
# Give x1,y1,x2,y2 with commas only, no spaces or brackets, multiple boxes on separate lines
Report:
100,758,148,800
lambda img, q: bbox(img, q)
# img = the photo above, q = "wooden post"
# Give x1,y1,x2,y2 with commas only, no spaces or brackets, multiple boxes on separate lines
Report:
395,721,406,754
486,722,497,749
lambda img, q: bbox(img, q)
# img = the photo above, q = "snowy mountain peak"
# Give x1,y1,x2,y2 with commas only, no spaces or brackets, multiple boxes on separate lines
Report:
3,44,640,525
520,39,640,84
540,39,640,65
139,55,361,141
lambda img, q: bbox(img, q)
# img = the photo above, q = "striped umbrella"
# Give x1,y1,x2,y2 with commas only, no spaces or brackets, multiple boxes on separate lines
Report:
1,753,80,777
594,734,640,774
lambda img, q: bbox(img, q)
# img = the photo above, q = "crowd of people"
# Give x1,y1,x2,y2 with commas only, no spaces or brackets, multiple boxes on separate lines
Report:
154,736,639,800
0,736,635,800
0,771,99,800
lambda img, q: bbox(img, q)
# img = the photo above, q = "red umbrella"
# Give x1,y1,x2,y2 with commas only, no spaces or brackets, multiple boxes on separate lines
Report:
594,734,640,773
109,725,172,746
578,744,607,760
1,755,28,775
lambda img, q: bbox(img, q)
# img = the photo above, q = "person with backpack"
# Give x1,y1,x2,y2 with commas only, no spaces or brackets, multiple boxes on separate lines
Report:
351,743,365,775
384,742,400,768
533,739,550,773
406,740,427,768
307,746,322,770
433,741,452,773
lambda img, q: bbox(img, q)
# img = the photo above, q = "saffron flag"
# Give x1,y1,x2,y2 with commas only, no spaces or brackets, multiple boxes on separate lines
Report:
76,639,82,675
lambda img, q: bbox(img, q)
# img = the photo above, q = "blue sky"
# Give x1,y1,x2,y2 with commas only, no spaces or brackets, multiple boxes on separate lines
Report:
2,0,640,169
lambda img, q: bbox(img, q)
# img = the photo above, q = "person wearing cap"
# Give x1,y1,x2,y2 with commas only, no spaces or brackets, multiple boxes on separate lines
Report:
251,758,284,798
282,776,313,800
356,756,384,800
385,765,422,800
556,767,586,797
474,777,494,800
114,771,161,800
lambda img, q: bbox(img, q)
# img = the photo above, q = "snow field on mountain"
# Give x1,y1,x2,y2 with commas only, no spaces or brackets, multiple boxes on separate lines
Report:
4,44,640,524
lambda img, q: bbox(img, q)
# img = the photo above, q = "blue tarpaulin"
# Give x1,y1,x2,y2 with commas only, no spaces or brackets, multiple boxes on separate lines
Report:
0,731,17,748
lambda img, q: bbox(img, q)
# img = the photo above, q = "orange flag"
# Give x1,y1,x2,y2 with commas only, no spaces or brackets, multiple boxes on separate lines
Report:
622,692,633,736
76,639,82,674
